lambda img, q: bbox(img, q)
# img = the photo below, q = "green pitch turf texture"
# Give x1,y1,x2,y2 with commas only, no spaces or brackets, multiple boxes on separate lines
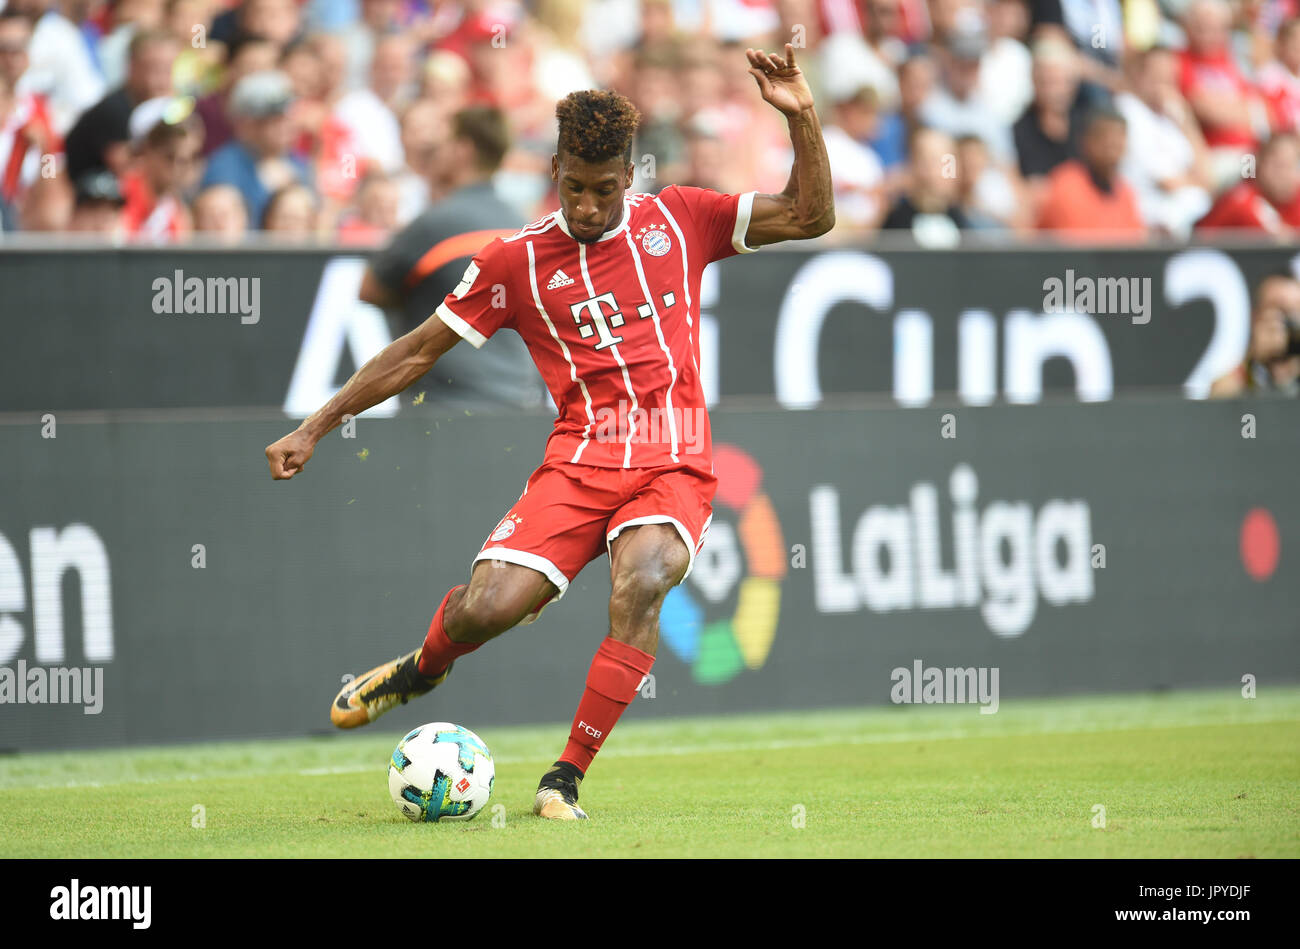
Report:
1,688,1296,858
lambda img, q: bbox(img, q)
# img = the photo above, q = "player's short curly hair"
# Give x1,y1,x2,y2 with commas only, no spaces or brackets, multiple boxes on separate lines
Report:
555,90,641,165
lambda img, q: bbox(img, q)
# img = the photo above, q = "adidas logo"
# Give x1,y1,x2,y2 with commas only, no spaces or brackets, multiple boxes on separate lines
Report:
546,269,575,290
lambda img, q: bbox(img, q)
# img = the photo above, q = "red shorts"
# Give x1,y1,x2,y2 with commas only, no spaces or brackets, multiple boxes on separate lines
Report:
473,461,717,624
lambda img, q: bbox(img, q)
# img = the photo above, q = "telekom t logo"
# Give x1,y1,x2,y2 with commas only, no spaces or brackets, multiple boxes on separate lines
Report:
570,292,626,350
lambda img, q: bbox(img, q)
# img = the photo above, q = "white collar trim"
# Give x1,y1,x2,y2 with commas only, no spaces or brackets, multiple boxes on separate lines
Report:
552,195,633,243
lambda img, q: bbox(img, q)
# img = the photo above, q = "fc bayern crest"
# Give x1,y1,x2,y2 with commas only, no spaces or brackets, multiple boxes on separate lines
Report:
640,225,671,257
490,516,519,542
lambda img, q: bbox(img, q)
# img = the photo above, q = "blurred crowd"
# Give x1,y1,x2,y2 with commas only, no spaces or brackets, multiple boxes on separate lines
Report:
2,0,1300,244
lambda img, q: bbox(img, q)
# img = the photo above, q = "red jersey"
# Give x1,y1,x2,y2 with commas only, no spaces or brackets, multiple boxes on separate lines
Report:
120,171,188,240
435,185,758,473
1259,61,1300,133
1177,49,1258,148
1196,181,1300,232
0,92,59,203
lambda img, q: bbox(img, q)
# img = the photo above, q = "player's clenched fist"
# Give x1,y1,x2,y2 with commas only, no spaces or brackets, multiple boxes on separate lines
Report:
265,430,316,480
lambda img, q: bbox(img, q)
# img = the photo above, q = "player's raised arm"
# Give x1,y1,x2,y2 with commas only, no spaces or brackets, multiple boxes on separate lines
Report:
743,43,836,246
263,313,461,480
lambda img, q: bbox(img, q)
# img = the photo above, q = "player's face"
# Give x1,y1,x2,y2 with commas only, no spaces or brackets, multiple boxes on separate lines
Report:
552,152,634,243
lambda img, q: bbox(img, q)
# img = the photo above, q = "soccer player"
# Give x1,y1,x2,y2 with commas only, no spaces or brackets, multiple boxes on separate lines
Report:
265,45,834,820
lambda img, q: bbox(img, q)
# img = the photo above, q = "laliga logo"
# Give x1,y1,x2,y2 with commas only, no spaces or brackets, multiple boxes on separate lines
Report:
811,464,1095,637
660,445,786,684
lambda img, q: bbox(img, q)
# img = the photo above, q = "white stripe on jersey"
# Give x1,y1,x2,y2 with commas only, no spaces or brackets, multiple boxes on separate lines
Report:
652,194,702,378
527,240,597,463
653,196,692,326
621,229,680,462
578,242,641,468
504,215,559,243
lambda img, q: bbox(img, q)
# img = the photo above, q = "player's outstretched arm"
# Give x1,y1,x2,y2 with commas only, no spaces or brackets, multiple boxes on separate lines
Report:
264,313,461,480
743,43,835,246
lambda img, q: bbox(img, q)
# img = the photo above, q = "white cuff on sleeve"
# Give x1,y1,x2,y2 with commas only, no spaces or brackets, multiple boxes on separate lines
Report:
435,301,488,349
732,191,760,254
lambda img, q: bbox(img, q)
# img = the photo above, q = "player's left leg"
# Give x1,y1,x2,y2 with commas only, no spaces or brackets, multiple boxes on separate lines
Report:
534,523,689,820
534,460,715,820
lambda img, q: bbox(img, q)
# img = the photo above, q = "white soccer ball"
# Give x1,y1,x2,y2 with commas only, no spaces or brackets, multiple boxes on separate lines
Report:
388,722,495,822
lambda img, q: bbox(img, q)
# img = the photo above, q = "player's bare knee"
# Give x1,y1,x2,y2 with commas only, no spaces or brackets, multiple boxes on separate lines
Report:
448,564,538,641
453,597,518,641
610,545,687,617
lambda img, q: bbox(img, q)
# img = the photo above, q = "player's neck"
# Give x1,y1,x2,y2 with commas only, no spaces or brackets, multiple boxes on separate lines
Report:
603,202,625,235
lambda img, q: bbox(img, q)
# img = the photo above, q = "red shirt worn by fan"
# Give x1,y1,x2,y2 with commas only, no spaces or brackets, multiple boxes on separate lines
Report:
435,185,758,476
1197,181,1300,232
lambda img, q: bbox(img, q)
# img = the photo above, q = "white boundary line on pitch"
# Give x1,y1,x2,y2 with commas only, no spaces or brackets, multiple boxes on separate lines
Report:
4,711,1297,791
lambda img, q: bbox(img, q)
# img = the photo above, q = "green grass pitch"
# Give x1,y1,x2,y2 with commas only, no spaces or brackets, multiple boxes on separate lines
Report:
1,688,1296,858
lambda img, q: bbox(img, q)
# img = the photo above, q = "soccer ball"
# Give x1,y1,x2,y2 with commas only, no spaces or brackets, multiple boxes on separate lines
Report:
388,722,495,822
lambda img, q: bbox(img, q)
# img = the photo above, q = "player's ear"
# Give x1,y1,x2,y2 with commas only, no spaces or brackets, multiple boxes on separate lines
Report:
624,162,634,188
550,153,559,182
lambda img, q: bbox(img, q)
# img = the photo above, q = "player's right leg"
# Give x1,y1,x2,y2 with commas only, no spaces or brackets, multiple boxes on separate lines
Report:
330,561,555,729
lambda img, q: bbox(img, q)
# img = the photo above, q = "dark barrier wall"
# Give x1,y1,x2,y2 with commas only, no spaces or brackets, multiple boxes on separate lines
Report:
0,399,1295,751
3,244,1300,412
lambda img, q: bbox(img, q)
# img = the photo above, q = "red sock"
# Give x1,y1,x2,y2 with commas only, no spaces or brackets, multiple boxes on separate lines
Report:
559,637,655,774
417,584,480,677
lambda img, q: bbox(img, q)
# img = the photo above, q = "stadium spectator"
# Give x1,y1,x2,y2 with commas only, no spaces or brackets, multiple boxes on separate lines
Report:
822,84,887,236
1210,273,1300,397
297,32,355,218
871,51,935,172
392,97,441,224
97,0,168,90
1013,35,1087,193
361,105,544,409
332,31,411,176
165,0,223,98
338,0,402,92
1029,0,1124,88
335,166,397,242
921,14,1016,164
6,0,104,134
1116,45,1213,238
1197,131,1300,234
956,133,1026,229
280,37,328,153
0,10,31,88
195,33,279,157
0,10,60,230
261,179,318,234
68,168,126,234
16,162,69,228
418,48,471,117
209,0,303,51
882,125,971,246
926,0,975,46
120,95,202,240
817,4,900,114
1259,16,1300,132
199,69,313,226
1036,106,1145,239
626,50,688,189
678,113,733,191
63,28,178,180
980,0,1034,126
863,0,909,66
1178,0,1268,187
191,181,248,239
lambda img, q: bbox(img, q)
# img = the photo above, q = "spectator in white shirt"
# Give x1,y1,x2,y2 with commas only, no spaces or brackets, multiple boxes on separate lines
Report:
333,31,411,175
8,0,105,134
979,0,1034,126
1116,45,1213,238
921,12,1017,164
821,83,886,236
